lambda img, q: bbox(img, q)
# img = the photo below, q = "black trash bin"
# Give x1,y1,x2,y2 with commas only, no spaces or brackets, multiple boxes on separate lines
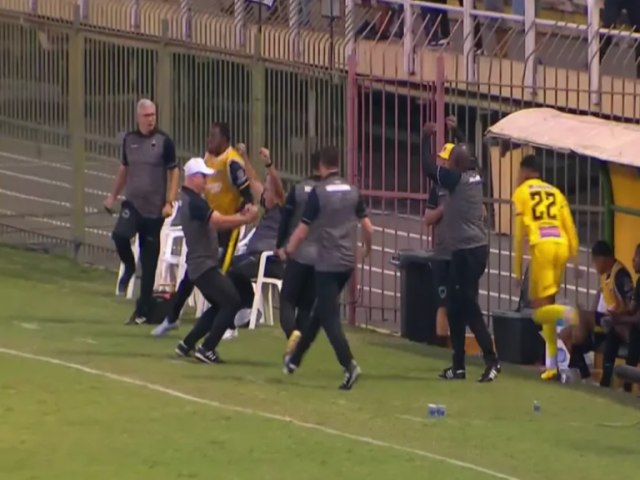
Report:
391,249,449,345
492,309,545,365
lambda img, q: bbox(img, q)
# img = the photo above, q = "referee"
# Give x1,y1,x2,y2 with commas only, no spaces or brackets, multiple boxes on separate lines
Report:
276,151,322,357
104,98,179,325
174,157,258,362
422,123,500,383
282,146,373,390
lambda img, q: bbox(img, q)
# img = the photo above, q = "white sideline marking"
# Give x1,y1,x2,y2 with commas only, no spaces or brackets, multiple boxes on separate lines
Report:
0,347,519,480
397,414,433,424
75,338,98,345
13,322,39,330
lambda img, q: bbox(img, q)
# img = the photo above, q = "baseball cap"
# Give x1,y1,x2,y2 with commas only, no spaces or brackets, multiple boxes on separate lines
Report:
184,157,214,176
438,143,455,161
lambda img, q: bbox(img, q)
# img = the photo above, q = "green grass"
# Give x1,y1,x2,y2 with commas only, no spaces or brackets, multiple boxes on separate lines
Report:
1,246,639,480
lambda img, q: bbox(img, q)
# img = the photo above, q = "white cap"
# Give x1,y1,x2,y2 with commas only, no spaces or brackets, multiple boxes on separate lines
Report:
184,157,214,177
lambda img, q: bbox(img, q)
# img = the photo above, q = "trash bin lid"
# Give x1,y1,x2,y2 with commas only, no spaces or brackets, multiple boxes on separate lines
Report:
390,249,448,268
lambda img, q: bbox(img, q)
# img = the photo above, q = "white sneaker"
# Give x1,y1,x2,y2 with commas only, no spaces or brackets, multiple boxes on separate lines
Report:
233,308,262,328
222,329,238,341
151,318,179,337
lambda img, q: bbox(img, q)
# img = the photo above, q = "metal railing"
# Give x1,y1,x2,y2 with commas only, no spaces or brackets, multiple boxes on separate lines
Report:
0,0,637,331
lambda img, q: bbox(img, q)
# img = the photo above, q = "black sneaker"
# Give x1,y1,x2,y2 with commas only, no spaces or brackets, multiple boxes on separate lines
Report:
339,361,361,391
124,311,147,325
117,268,134,296
194,346,224,365
174,341,191,358
438,366,466,380
478,363,501,383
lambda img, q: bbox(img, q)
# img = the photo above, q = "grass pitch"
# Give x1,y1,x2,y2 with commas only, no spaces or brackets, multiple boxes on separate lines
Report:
0,246,639,480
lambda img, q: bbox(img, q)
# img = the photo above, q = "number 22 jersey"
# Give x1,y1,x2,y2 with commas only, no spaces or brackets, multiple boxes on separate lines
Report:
511,178,578,251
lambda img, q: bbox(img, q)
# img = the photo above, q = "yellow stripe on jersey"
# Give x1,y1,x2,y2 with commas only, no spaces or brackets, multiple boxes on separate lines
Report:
600,261,628,314
204,147,245,215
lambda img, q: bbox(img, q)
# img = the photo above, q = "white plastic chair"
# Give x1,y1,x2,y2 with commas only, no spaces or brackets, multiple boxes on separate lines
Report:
158,226,185,287
248,250,282,330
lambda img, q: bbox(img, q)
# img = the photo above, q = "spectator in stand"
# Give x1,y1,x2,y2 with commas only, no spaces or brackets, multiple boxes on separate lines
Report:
419,0,484,53
600,0,640,78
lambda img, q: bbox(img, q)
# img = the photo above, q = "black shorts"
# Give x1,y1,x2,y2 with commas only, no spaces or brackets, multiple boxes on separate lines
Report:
431,259,450,308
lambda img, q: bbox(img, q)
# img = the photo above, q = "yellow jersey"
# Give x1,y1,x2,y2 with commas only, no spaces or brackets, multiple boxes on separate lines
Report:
512,178,578,278
203,147,247,215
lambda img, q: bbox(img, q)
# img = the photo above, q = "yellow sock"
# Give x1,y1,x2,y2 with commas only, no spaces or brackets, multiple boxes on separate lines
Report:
532,304,567,326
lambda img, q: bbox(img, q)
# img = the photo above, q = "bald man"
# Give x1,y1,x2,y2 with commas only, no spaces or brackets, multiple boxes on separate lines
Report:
422,124,500,383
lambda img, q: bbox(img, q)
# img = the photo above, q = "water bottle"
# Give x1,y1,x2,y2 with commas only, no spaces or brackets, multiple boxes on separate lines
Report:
533,401,541,415
560,368,580,385
427,404,439,418
437,405,447,418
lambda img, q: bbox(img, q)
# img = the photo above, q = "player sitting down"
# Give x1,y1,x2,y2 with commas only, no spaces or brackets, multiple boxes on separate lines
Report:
511,155,579,381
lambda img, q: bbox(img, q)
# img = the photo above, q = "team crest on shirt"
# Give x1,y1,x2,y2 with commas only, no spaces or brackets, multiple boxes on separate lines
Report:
121,208,130,219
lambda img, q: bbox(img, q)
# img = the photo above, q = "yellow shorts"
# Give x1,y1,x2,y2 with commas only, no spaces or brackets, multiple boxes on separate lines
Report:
528,241,569,300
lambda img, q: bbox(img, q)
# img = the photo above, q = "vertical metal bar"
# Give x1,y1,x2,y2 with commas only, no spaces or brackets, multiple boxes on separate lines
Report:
462,0,476,82
289,0,300,61
523,0,537,98
69,6,86,258
181,0,192,42
435,55,445,153
403,0,414,75
157,20,173,133
587,0,601,107
234,0,246,48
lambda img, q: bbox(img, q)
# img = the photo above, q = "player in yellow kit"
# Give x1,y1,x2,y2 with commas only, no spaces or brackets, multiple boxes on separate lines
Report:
512,155,579,381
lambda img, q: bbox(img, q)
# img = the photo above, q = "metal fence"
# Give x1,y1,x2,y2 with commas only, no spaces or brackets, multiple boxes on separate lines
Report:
0,0,638,331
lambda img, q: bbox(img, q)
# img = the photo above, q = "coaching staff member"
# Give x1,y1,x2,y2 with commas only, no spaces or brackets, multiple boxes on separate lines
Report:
104,98,179,325
276,151,322,358
174,157,258,362
153,123,254,336
282,146,374,390
422,123,500,383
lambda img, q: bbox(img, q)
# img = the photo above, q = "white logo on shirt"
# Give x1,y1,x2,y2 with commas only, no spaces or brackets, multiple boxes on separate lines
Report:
325,184,351,192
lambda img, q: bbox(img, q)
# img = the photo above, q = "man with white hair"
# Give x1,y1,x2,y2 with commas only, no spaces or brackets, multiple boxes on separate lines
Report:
104,99,180,325
174,157,258,362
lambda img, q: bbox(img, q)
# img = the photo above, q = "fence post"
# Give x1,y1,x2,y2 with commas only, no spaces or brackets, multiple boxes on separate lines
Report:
587,0,601,107
345,0,355,57
69,5,86,259
30,0,37,13
523,0,537,98
251,7,266,162
157,20,173,135
346,48,358,326
77,0,88,20
462,0,476,82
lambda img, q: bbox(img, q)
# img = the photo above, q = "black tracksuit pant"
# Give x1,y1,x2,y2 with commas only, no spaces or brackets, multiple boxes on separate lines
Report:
447,244,498,370
112,200,164,317
279,259,316,338
182,267,241,351
168,230,237,323
600,325,640,391
289,269,354,370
